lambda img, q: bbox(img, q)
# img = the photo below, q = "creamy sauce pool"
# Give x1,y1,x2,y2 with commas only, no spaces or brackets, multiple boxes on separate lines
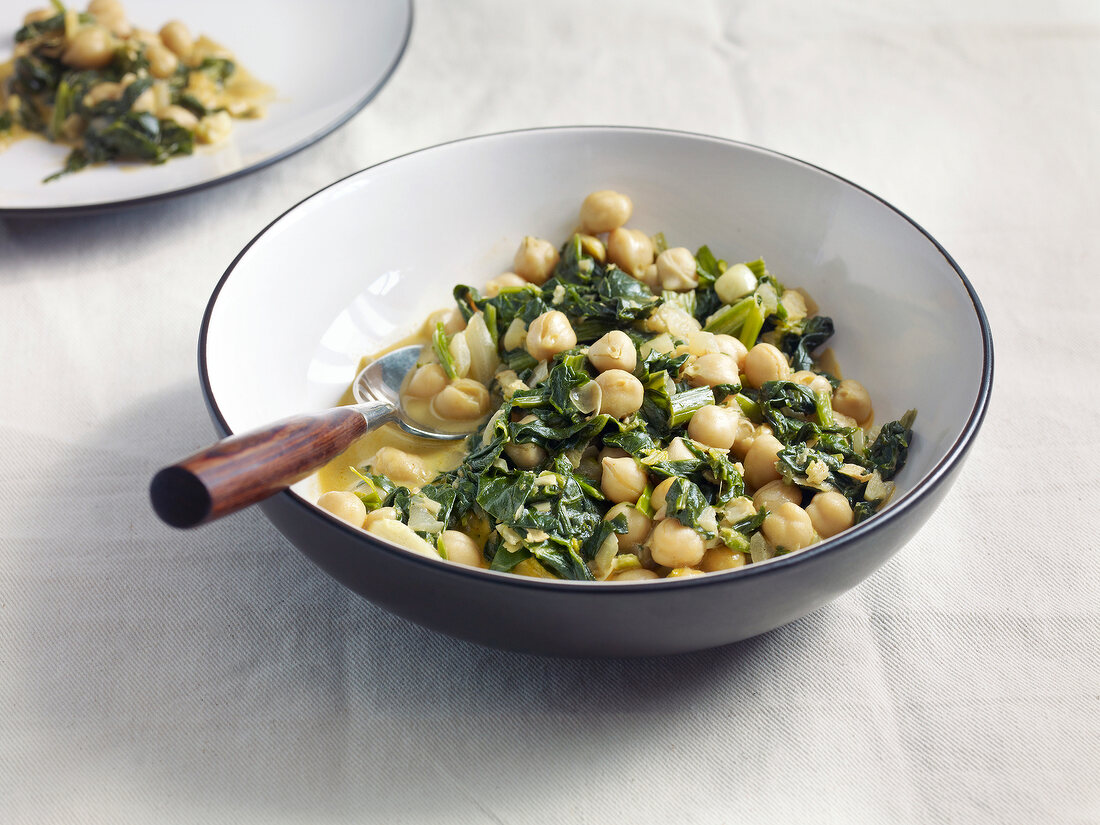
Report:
312,332,484,497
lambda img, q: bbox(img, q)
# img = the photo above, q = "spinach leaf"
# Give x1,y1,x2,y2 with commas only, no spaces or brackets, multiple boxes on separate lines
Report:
453,283,545,339
778,315,835,373
694,245,723,287
196,57,236,85
528,539,593,581
80,111,193,166
349,468,396,510
43,148,90,182
14,55,62,95
477,472,535,523
757,380,819,443
866,410,917,480
15,12,66,42
661,478,714,538
490,543,531,572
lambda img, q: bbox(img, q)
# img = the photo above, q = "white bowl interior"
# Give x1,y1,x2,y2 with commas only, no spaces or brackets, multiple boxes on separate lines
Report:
204,129,985,510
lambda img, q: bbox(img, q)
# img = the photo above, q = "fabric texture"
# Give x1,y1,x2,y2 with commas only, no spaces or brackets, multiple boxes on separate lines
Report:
2,1,1098,822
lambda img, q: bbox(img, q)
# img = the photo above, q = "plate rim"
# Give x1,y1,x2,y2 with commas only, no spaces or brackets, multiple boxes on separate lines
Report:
0,0,414,218
196,124,995,592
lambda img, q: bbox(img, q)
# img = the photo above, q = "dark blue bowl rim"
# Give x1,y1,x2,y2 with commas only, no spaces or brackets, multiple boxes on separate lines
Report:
197,125,995,594
0,0,414,218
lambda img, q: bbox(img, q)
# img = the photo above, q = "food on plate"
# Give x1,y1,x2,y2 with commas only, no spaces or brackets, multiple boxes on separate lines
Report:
314,190,916,581
0,1,272,181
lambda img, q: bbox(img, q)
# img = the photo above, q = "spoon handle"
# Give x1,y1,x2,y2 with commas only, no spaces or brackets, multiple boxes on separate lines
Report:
150,401,397,528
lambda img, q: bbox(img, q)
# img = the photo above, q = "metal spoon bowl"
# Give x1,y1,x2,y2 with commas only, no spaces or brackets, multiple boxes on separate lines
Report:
151,345,468,528
353,345,469,441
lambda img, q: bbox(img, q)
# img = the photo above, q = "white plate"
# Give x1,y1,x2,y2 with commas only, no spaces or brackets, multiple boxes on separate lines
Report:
0,0,412,215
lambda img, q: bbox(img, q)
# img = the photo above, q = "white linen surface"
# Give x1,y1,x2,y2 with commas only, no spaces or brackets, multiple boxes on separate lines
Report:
1,1,1097,822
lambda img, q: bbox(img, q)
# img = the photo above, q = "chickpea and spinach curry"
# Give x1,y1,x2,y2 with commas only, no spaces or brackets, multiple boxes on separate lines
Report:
0,0,271,181
313,190,916,582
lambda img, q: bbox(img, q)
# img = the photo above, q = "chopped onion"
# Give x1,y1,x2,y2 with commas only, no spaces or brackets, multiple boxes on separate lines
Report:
570,380,602,416
464,313,499,384
590,532,620,580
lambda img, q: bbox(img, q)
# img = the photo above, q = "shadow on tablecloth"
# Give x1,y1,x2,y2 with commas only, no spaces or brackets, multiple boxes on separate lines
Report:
10,381,851,821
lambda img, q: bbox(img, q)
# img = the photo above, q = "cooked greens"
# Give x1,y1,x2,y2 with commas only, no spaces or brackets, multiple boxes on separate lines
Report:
1,3,268,181
331,197,917,581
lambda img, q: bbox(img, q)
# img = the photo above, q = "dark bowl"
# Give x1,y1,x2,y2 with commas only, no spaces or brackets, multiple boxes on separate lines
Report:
199,127,993,656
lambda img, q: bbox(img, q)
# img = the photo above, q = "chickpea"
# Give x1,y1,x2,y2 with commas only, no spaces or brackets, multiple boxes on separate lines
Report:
62,26,115,69
484,272,527,297
761,501,815,551
159,19,193,60
578,445,602,480
195,110,232,144
526,310,577,362
146,42,179,79
363,506,398,530
687,404,740,451
606,228,655,277
649,518,705,568
684,352,740,388
599,446,629,463
604,502,653,551
88,0,129,35
714,262,757,304
83,81,123,107
130,28,162,47
656,247,698,292
88,0,125,20
806,491,854,538
793,369,833,397
595,369,644,419
833,411,858,429
130,86,155,113
404,363,448,400
744,343,792,388
611,568,659,582
666,567,705,578
369,446,430,487
752,479,802,511
440,530,485,568
651,476,676,519
579,189,633,234
600,456,648,504
505,424,547,468
700,547,748,572
713,334,748,369
513,236,559,285
316,491,367,527
729,415,759,461
666,437,695,461
424,307,465,336
587,330,637,373
744,433,784,490
443,308,466,334
832,379,873,425
431,379,490,421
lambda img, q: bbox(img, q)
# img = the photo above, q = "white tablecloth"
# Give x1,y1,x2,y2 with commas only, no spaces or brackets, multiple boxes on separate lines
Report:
2,1,1097,822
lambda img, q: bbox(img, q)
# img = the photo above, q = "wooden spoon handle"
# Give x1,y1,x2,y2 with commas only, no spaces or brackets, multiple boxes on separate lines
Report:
151,404,389,528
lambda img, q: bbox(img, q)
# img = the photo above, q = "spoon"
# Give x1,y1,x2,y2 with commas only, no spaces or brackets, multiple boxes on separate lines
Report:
150,345,465,528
